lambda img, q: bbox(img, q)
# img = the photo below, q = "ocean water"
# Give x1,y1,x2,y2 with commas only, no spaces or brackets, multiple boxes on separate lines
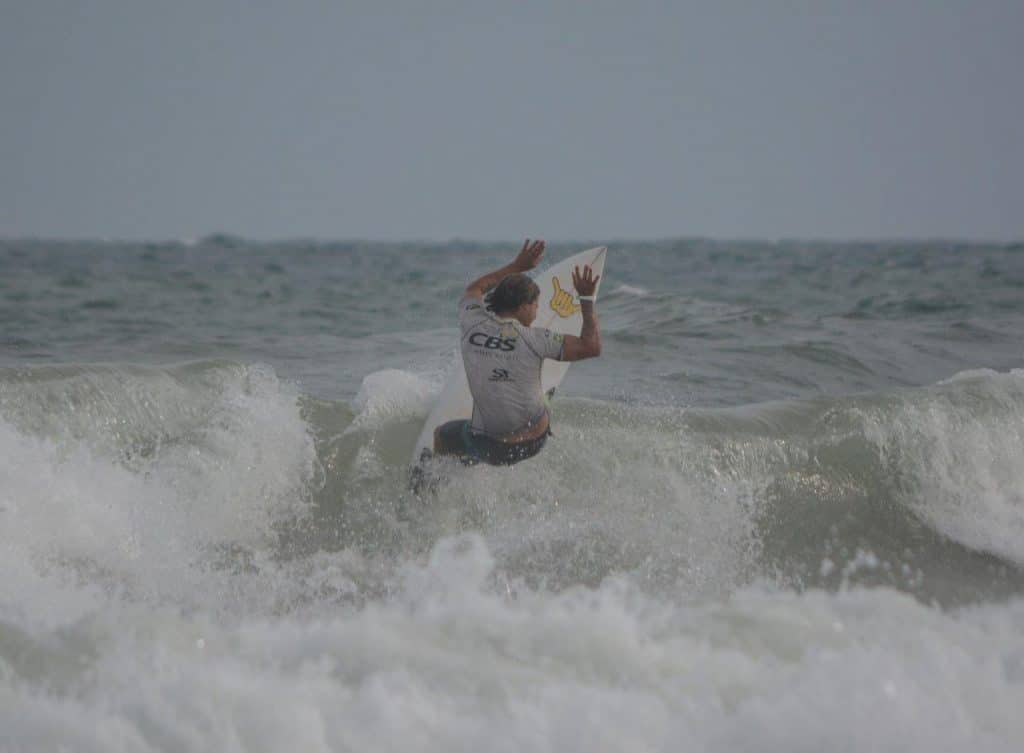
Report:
2,237,1024,751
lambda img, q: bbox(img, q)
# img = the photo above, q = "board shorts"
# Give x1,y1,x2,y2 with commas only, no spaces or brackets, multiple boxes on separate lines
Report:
436,419,550,466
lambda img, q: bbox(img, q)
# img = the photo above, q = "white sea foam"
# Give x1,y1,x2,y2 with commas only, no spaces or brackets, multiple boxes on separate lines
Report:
3,364,1024,750
349,368,438,431
2,535,1023,752
0,363,317,621
613,283,650,296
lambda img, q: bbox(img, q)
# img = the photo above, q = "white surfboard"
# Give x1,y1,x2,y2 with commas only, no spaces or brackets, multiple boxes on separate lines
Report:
411,246,608,464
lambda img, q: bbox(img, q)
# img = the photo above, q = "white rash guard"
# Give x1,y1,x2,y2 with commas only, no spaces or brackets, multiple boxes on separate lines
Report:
458,294,565,437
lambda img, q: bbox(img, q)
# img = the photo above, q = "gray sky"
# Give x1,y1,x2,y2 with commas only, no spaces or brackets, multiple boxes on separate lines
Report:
2,0,1022,241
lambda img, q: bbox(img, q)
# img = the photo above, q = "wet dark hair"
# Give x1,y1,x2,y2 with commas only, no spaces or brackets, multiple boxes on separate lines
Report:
485,273,540,314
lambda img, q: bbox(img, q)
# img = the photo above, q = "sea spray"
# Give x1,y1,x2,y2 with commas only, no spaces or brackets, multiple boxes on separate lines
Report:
0,361,317,618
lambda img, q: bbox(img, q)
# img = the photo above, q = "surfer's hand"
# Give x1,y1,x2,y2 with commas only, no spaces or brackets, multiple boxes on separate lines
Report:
572,265,600,297
512,239,545,271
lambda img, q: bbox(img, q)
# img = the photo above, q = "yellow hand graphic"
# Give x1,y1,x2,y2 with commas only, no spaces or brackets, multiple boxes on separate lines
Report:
549,277,582,318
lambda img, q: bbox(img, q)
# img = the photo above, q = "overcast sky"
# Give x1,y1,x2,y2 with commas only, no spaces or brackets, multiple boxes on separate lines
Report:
2,1,1022,241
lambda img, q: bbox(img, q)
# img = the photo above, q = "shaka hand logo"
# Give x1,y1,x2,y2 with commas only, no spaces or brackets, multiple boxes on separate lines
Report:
550,277,581,318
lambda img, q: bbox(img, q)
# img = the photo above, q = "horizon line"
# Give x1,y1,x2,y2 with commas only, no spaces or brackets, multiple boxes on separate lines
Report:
2,233,1022,247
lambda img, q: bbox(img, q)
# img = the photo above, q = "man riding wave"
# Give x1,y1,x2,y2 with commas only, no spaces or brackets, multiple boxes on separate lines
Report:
430,238,602,466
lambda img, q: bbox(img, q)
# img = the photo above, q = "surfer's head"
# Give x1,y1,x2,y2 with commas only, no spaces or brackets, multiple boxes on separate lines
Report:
485,273,541,324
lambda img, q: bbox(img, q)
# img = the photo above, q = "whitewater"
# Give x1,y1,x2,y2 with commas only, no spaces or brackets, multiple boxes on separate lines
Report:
2,238,1024,751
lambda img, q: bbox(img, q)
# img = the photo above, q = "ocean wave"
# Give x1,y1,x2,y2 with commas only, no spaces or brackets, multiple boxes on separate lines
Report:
3,361,1024,615
844,292,969,319
608,283,650,297
0,360,317,618
336,367,1024,603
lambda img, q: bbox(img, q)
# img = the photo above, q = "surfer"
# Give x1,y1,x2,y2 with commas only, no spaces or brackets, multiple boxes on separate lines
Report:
431,239,601,466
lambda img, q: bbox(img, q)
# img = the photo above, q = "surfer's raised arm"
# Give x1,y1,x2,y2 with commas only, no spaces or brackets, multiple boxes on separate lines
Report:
464,239,546,299
561,265,602,362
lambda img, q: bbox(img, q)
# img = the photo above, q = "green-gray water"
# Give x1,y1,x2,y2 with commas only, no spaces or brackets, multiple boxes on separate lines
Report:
3,238,1024,751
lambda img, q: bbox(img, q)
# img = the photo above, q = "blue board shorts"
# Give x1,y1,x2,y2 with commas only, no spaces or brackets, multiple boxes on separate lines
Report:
436,419,550,466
